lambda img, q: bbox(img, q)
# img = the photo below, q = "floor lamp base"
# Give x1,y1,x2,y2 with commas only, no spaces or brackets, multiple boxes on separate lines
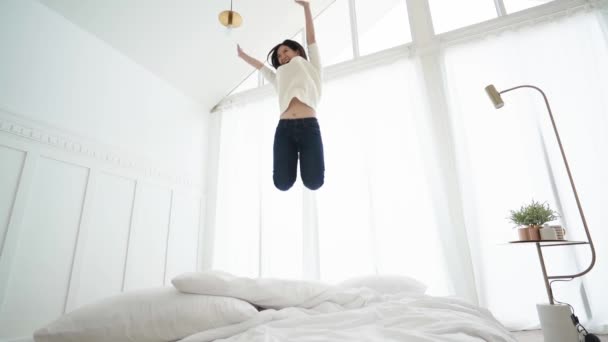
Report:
537,303,580,342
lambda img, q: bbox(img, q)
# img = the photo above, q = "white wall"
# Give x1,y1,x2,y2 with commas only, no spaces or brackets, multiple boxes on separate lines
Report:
0,0,209,340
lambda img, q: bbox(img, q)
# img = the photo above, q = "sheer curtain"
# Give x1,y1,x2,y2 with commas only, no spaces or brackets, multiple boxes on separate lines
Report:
211,2,608,332
315,59,449,294
442,6,608,331
213,56,451,295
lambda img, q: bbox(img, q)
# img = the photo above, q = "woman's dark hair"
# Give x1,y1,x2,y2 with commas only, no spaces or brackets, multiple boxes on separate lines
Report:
267,39,307,69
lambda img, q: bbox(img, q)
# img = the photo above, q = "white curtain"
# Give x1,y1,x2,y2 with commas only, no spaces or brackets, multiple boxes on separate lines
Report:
442,6,608,331
213,56,452,295
211,3,608,332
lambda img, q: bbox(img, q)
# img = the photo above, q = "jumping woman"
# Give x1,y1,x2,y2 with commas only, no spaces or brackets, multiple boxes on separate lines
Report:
237,0,324,191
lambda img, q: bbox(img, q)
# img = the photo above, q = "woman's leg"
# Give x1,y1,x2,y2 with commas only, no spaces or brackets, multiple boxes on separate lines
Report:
299,119,325,190
273,122,298,191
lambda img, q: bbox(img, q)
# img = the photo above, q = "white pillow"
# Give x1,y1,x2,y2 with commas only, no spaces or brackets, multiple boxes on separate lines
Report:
172,270,331,309
338,274,427,295
33,287,258,342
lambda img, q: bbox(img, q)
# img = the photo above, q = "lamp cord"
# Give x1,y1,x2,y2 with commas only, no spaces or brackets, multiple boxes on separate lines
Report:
550,278,592,336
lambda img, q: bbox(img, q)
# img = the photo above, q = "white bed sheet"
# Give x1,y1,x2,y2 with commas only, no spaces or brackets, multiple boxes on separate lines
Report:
177,291,516,342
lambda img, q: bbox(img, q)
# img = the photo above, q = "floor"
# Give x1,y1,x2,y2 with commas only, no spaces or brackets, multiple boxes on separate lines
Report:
512,330,607,341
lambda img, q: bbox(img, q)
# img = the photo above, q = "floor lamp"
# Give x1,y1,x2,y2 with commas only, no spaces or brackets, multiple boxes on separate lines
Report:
484,84,598,342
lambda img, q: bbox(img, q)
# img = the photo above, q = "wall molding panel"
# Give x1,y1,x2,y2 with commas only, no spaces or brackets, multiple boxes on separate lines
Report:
0,109,203,340
0,108,201,190
0,152,38,312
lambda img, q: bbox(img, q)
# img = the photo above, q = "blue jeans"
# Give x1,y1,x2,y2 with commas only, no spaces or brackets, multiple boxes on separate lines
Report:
273,117,325,191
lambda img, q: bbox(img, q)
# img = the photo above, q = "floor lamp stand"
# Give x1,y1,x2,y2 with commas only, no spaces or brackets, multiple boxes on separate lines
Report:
485,84,598,342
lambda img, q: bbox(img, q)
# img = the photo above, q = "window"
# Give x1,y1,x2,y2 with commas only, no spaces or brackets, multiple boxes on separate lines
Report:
503,0,553,14
356,0,412,56
429,0,497,34
291,29,305,47
231,71,259,95
314,0,353,66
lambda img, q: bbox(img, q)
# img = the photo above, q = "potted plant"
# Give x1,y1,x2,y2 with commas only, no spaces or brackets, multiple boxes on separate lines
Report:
508,200,559,241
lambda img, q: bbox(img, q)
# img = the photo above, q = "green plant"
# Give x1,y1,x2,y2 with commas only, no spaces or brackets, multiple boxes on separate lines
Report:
508,200,559,227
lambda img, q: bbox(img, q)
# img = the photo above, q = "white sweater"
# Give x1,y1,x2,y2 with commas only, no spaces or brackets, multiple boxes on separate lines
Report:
260,43,322,114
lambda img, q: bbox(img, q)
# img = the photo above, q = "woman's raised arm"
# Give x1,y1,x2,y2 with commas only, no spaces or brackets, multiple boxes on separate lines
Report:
295,1,315,45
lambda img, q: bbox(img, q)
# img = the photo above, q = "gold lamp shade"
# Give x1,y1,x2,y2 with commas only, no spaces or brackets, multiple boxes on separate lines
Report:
485,84,504,109
219,10,242,28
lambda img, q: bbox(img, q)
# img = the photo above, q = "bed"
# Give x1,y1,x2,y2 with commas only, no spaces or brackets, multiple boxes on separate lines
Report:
33,271,517,342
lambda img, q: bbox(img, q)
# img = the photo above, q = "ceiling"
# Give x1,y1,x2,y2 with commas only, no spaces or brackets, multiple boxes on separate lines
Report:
37,0,334,112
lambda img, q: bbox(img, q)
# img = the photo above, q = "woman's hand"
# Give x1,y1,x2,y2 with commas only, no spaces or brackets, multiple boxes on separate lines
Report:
297,0,315,44
236,44,264,69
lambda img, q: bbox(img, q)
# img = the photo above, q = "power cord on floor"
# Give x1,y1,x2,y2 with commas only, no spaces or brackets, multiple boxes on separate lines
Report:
550,279,600,342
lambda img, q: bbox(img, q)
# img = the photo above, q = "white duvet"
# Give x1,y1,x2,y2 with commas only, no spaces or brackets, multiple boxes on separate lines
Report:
173,272,517,342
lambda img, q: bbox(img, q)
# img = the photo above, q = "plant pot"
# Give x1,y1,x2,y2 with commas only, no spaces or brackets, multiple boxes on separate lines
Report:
517,225,541,241
528,225,541,240
517,227,530,241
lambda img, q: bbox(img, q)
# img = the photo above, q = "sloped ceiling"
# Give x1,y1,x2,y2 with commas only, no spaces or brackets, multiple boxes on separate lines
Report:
37,0,334,112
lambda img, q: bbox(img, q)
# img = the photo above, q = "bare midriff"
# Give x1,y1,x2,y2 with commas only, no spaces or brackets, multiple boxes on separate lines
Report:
280,97,316,119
